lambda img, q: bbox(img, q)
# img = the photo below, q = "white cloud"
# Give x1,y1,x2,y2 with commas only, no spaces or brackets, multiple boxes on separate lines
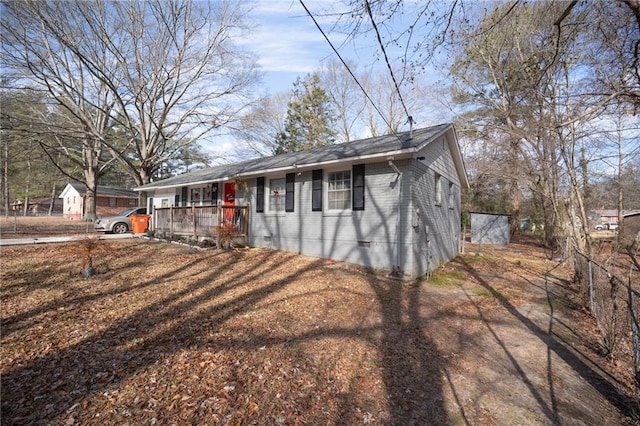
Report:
241,0,354,91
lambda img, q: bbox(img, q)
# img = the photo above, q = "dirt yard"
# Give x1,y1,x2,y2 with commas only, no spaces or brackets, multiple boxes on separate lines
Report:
1,219,638,425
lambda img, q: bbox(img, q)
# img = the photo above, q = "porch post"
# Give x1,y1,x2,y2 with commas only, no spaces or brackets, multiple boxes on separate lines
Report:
170,206,174,236
192,204,196,239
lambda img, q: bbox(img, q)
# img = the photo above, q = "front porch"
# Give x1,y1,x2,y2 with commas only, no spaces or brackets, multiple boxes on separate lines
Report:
151,205,249,246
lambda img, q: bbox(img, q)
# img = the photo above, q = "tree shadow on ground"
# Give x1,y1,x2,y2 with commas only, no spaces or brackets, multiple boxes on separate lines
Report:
366,278,450,424
2,244,453,424
457,256,640,421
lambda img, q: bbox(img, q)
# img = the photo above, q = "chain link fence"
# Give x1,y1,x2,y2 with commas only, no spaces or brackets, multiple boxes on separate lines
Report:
574,249,640,398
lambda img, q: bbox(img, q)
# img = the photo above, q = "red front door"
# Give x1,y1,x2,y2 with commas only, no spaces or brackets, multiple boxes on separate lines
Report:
223,182,235,222
224,182,235,206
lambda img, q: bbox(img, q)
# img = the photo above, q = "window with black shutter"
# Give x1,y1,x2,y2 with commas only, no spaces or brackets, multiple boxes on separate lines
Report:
312,169,323,211
256,177,265,213
353,164,365,211
211,183,219,205
181,187,188,206
285,173,295,212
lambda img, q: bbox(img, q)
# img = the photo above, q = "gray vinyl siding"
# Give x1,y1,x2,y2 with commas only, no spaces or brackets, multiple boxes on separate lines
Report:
411,136,462,277
246,149,461,278
247,159,415,274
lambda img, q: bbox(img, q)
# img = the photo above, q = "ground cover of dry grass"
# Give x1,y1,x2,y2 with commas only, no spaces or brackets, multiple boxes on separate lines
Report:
1,230,637,424
1,216,97,237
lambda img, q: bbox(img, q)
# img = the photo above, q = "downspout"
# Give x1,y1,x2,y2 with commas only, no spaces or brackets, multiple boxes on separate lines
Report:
388,159,403,277
388,160,401,175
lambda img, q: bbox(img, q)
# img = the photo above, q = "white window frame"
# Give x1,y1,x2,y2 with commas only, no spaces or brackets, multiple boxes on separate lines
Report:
448,181,454,209
190,187,203,205
326,169,352,212
267,177,286,213
435,173,442,206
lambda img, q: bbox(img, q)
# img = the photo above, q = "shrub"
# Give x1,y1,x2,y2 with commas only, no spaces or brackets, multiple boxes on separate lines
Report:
64,236,116,276
215,223,235,249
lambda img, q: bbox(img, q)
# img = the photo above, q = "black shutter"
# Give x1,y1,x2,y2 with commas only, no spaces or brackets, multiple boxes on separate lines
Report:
181,187,188,206
312,169,323,211
353,164,365,211
285,173,295,212
256,177,265,213
211,183,219,205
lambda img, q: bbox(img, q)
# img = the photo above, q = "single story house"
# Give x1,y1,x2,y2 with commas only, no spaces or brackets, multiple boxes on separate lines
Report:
5,197,62,216
59,183,139,220
135,124,469,278
28,197,63,216
592,209,621,227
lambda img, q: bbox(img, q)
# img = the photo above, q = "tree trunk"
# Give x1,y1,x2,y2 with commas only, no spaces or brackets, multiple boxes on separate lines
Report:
22,148,31,217
83,172,98,222
2,138,8,214
509,177,520,237
48,183,56,216
617,122,624,247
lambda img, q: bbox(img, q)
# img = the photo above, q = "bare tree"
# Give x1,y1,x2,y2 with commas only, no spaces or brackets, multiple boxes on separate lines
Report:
1,1,121,219
557,0,640,111
0,88,72,215
1,0,258,197
328,65,441,138
100,0,258,185
317,59,365,142
232,92,289,159
448,2,604,252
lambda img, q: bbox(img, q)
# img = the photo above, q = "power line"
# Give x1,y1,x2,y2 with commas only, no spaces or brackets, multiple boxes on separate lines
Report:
298,0,396,135
364,0,411,122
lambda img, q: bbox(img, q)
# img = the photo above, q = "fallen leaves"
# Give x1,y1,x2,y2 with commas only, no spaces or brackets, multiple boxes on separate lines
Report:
0,238,635,425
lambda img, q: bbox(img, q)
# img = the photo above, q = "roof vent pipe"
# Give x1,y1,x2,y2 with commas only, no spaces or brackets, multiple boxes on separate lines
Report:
408,116,414,139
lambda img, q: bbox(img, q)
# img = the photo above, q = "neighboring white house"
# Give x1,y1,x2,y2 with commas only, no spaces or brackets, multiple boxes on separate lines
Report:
136,124,469,278
59,183,139,220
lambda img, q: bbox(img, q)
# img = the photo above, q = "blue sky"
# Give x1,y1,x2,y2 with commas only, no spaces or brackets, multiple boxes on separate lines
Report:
241,0,372,94
206,0,451,158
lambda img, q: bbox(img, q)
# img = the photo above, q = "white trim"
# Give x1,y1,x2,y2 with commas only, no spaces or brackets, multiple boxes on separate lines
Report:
266,176,286,213
435,173,442,206
325,168,352,212
322,211,353,218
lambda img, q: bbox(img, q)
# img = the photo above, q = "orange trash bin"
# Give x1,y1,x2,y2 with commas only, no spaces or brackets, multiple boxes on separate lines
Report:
130,214,150,234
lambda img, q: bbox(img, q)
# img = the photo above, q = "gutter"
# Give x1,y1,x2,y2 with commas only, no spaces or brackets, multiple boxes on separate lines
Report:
135,148,418,192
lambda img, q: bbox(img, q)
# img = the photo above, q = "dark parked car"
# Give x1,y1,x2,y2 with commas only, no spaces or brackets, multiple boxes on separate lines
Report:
94,207,147,234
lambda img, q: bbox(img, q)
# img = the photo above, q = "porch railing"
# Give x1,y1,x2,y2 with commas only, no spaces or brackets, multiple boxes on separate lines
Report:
151,205,249,240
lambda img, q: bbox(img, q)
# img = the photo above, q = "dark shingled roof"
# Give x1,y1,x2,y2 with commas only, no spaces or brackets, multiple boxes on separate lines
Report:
136,124,457,191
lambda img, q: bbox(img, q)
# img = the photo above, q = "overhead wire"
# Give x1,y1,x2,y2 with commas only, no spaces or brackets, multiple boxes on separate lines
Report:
298,0,397,135
363,0,411,124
